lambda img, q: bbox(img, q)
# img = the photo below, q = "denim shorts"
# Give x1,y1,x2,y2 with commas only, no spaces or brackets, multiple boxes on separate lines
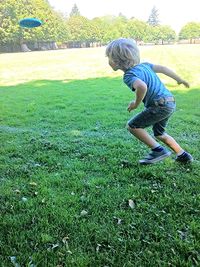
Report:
128,99,176,136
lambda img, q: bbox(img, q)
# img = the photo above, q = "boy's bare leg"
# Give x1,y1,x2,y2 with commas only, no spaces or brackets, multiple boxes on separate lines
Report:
127,127,184,155
127,126,159,148
156,133,184,155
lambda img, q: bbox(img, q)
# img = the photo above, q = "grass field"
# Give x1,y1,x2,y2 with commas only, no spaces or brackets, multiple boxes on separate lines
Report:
0,45,200,267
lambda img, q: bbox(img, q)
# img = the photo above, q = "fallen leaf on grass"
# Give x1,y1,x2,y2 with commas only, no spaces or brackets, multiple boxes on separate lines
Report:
80,210,88,217
177,230,188,240
28,257,36,267
47,243,59,251
151,189,157,193
128,199,135,209
80,195,86,201
41,198,46,204
29,182,37,186
62,236,69,244
21,197,28,202
96,243,102,252
120,199,136,210
95,242,113,253
52,243,59,250
10,256,20,267
171,248,176,255
113,216,123,225
62,236,72,254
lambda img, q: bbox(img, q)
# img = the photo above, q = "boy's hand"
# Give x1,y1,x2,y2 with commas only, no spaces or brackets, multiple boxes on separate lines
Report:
127,100,137,112
177,80,190,88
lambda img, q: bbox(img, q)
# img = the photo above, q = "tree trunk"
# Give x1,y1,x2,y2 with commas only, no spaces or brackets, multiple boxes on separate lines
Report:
21,43,31,52
52,42,58,50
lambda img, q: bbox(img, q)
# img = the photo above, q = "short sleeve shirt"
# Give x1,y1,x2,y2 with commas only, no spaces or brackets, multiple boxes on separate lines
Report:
123,62,173,107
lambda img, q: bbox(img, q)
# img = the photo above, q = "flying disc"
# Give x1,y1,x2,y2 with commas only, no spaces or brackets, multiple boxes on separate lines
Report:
19,18,42,28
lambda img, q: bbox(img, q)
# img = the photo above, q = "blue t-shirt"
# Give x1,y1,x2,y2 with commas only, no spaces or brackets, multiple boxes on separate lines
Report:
123,62,173,107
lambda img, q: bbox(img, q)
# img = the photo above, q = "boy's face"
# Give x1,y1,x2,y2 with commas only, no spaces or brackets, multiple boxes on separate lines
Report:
108,58,119,71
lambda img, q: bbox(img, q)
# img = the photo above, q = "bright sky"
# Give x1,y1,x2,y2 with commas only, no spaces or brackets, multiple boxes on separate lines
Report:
48,0,199,33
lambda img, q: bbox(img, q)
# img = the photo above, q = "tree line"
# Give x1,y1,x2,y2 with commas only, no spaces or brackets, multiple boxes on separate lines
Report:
0,0,200,52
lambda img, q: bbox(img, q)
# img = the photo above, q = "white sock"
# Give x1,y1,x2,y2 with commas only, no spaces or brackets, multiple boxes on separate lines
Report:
177,150,185,156
152,143,161,149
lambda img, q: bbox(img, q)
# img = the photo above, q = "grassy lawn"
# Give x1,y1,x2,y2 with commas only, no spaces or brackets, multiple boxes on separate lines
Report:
0,45,200,267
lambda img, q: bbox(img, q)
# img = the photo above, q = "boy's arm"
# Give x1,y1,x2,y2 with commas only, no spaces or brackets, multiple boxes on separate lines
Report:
152,64,190,88
127,79,147,112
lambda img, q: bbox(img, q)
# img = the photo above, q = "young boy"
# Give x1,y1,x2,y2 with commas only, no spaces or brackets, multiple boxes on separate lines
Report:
105,38,193,164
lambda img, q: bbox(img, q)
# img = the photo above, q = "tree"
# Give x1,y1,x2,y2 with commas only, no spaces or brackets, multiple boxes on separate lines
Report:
94,15,128,43
69,4,80,17
66,15,91,47
127,18,147,42
144,25,176,44
0,0,18,44
158,25,176,44
147,6,159,27
179,22,200,43
0,0,69,51
89,18,106,45
0,1,183,52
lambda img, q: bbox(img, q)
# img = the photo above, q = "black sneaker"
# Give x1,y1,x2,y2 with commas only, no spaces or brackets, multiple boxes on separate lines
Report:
139,148,171,164
175,152,193,163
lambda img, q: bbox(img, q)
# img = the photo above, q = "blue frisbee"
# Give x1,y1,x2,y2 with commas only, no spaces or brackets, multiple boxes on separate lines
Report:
19,18,42,28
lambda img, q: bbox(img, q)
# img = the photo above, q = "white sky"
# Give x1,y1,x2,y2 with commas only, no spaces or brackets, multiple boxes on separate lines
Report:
48,0,200,33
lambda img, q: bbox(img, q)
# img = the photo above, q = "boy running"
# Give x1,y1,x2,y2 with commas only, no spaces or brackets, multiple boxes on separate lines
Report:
106,38,193,164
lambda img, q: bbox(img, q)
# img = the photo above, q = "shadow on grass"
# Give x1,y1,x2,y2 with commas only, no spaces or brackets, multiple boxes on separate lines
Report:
0,77,199,131
1,78,199,176
0,77,199,146
1,77,199,99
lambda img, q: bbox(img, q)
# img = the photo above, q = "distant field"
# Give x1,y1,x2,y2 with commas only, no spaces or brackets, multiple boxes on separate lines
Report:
0,44,200,86
0,45,200,267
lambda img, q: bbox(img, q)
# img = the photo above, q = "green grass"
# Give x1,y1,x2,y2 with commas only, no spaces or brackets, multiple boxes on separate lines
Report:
0,45,200,267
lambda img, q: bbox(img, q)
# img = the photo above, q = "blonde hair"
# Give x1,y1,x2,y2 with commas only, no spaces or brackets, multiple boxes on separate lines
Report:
105,38,140,70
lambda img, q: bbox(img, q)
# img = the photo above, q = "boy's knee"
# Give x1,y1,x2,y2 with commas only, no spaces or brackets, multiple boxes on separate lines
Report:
155,134,166,141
